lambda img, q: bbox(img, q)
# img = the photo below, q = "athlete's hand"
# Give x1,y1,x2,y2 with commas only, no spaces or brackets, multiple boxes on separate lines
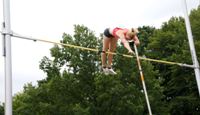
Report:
128,50,135,55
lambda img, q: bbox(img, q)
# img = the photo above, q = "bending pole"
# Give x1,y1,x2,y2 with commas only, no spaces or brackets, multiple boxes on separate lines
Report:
182,0,200,96
134,44,152,115
2,0,13,114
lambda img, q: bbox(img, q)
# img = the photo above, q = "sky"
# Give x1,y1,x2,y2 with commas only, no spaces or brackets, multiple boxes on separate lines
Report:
0,0,199,103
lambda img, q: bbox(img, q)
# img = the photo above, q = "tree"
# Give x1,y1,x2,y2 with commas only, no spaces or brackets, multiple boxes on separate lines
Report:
190,6,200,62
147,6,200,114
0,103,4,115
137,26,156,55
13,83,40,115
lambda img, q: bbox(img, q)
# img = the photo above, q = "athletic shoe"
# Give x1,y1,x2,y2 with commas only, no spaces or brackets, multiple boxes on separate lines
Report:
102,67,109,75
107,68,117,75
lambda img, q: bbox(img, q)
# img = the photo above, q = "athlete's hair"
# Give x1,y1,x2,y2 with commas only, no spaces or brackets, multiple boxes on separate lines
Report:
131,28,139,34
127,28,139,39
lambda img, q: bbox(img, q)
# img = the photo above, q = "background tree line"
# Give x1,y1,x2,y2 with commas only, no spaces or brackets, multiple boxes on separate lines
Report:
0,6,200,115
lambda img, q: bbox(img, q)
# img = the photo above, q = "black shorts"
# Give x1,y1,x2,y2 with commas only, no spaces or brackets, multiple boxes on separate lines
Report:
103,28,114,38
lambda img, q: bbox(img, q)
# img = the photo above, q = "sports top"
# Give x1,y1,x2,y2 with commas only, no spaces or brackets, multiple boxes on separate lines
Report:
112,27,129,39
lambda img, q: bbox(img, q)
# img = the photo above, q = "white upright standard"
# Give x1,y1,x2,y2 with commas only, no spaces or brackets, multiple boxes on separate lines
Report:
182,0,200,96
2,0,13,114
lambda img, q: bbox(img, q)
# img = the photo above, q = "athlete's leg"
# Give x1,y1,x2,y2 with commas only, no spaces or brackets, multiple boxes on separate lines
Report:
107,38,118,67
106,38,118,75
101,35,111,67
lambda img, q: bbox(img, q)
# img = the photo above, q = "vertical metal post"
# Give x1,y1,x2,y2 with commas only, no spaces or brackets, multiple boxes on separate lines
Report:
182,0,200,96
3,0,13,114
2,23,6,57
199,0,200,6
134,44,152,115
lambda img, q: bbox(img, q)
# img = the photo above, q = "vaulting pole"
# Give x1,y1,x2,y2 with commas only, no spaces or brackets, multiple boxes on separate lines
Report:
2,0,13,114
182,0,200,96
134,44,152,115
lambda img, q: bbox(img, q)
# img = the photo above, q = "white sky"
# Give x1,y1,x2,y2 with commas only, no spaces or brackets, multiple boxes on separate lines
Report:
0,0,199,102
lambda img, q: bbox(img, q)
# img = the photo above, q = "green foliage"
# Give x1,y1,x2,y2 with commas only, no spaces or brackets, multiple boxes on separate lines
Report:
169,96,200,115
0,103,4,115
146,7,200,114
137,26,156,55
190,6,200,40
190,6,200,63
93,74,143,115
13,83,40,115
147,17,191,63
